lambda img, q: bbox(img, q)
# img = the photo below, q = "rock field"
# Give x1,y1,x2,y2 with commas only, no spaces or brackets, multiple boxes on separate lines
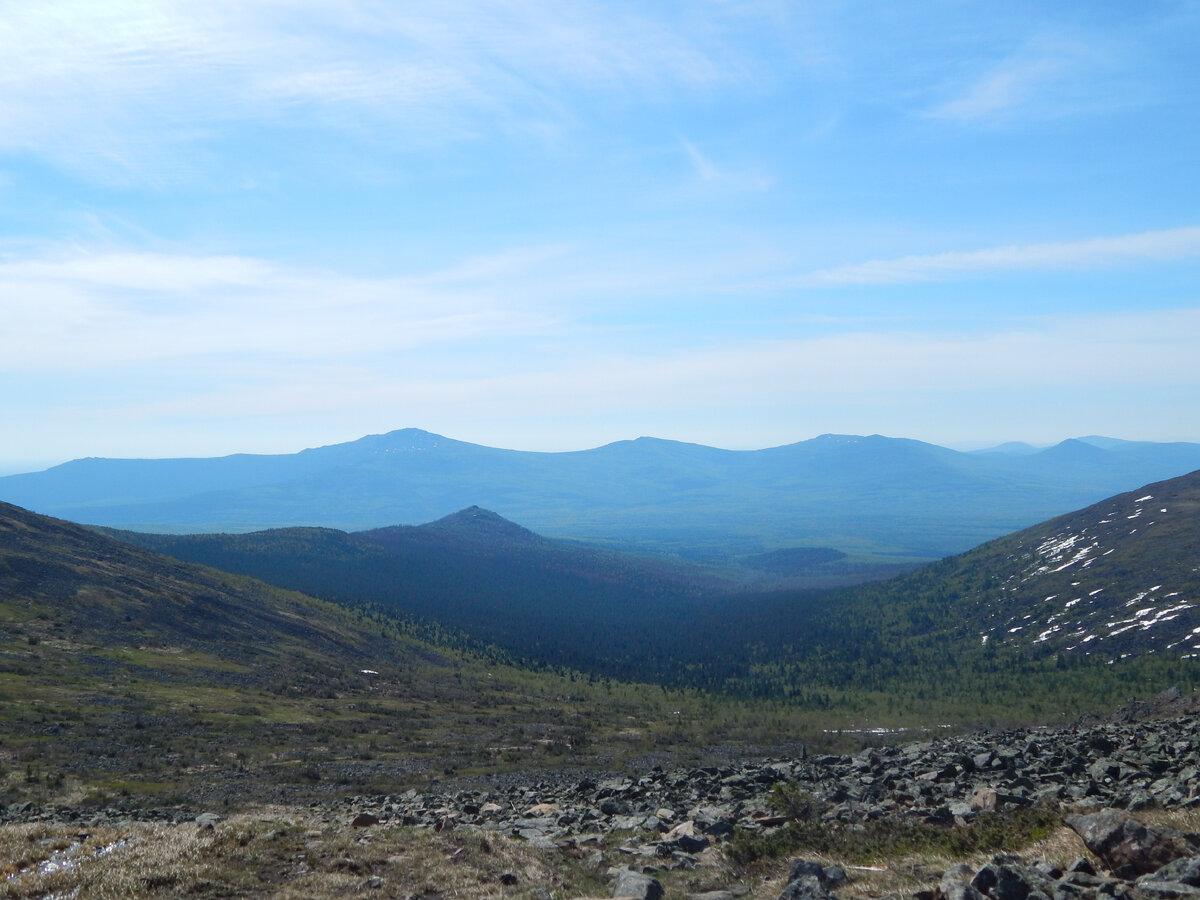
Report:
5,697,1200,899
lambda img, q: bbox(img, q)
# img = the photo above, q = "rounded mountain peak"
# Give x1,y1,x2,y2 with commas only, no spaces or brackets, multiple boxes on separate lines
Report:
424,506,539,542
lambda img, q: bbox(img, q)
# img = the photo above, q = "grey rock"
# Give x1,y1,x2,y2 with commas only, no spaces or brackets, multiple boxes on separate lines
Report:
1129,790,1160,811
942,863,976,890
823,866,848,887
1065,858,1097,876
662,834,710,854
777,874,837,900
1137,883,1200,897
1141,856,1200,889
786,859,829,883
1089,760,1122,782
1067,810,1197,875
971,787,1000,812
518,828,561,850
612,814,648,831
612,868,665,900
941,864,986,900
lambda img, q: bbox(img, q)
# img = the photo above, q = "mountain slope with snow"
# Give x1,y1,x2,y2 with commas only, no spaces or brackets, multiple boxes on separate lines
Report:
972,472,1200,659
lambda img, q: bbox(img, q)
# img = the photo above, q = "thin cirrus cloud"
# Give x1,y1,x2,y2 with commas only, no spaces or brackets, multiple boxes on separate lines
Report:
805,227,1200,286
0,248,562,372
82,306,1200,432
0,1,765,177
926,30,1127,122
5,220,1197,380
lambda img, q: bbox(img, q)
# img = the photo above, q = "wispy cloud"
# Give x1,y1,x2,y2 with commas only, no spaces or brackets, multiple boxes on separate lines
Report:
45,306,1200,452
807,227,1200,286
931,57,1063,121
0,247,562,372
678,138,773,193
0,1,775,181
4,235,1199,459
681,139,721,181
927,31,1124,122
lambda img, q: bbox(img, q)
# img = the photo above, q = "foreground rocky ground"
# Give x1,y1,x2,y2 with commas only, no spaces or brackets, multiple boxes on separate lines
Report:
4,695,1200,899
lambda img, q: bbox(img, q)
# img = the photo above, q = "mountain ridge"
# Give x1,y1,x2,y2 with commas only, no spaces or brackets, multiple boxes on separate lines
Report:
100,468,1200,709
6,428,1200,560
682,467,1200,705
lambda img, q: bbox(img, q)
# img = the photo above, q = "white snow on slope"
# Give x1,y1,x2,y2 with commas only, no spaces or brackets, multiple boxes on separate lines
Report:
975,489,1195,660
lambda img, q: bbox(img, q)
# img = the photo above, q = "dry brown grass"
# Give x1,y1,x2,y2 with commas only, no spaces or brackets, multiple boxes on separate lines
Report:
3,805,1197,899
0,810,611,899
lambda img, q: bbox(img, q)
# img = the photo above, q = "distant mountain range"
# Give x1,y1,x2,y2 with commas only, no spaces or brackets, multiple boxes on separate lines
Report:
4,428,1200,560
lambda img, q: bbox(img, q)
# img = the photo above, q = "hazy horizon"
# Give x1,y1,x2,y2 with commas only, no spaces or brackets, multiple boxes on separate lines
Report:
3,3,1198,468
0,427,1158,479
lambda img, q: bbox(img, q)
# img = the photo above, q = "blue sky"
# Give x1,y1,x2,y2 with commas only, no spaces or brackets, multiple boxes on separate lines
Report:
2,1,1199,472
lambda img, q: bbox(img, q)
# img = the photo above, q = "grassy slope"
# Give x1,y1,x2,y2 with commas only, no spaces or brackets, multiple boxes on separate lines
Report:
678,472,1200,718
99,470,1200,725
6,461,1198,817
1,500,885,812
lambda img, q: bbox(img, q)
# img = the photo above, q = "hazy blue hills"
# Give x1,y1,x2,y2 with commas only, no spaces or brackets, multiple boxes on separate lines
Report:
5,499,811,803
105,506,738,675
5,428,1200,560
101,470,1200,718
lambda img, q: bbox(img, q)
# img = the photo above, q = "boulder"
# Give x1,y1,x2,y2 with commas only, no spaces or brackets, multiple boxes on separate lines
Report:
1139,856,1200,895
775,858,842,900
776,875,837,900
612,868,664,900
970,787,1000,812
1067,810,1197,875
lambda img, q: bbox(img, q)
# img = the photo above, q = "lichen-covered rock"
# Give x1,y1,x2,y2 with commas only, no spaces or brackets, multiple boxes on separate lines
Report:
776,858,843,900
612,868,664,900
1138,856,1200,896
1066,809,1197,875
776,874,837,900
